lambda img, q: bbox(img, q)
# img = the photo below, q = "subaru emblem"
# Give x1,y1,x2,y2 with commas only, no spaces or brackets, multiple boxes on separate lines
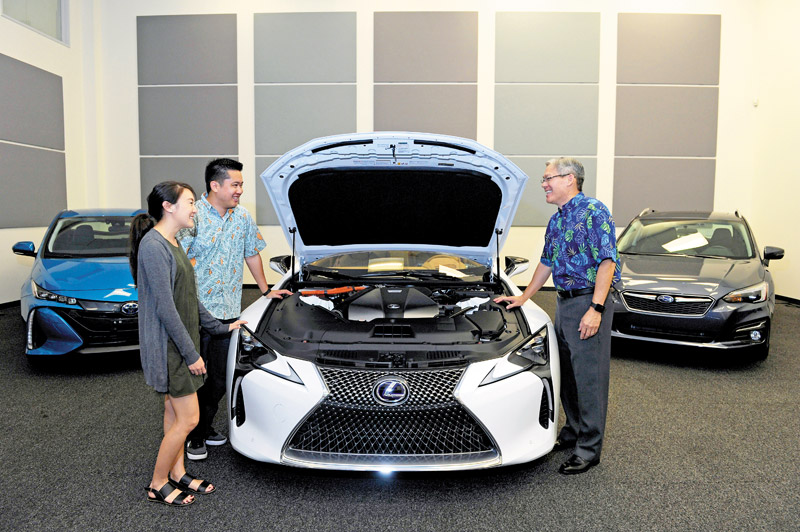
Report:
373,376,409,406
656,295,675,304
121,302,139,316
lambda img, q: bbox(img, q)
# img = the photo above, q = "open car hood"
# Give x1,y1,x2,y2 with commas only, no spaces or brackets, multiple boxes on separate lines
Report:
260,132,529,268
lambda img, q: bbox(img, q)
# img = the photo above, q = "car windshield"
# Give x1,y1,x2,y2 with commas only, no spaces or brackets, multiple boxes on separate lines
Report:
618,219,754,259
43,216,134,258
306,251,487,281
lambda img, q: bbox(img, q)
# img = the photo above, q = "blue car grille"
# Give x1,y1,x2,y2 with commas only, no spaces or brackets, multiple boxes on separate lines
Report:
284,367,496,464
57,309,138,346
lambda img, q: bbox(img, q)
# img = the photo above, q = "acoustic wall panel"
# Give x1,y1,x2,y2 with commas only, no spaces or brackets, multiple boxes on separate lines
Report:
254,85,357,155
0,143,66,228
137,15,237,85
0,52,64,150
495,84,599,156
374,85,477,139
613,158,716,226
255,156,279,225
615,86,719,157
254,13,356,83
509,157,597,227
139,157,211,207
618,14,720,85
374,12,478,82
496,12,600,83
138,86,238,156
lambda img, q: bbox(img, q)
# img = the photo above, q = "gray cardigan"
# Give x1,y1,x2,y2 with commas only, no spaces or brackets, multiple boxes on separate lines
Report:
137,229,228,393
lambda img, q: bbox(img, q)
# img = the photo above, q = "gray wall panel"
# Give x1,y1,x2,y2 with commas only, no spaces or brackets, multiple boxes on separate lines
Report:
254,85,356,155
374,12,477,82
255,156,279,225
139,157,212,207
495,85,598,155
618,14,720,85
0,143,66,228
496,12,600,83
615,86,718,157
137,15,237,85
509,157,597,226
613,158,716,226
374,85,477,139
254,13,356,83
0,53,64,150
138,86,238,156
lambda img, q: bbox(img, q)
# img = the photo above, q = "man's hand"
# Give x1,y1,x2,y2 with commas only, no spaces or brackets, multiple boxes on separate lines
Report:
188,357,207,375
264,289,293,299
493,294,528,309
578,307,602,340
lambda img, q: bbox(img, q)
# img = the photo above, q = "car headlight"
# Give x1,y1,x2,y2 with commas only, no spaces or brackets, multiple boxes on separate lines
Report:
238,327,303,385
31,281,77,305
480,324,549,386
723,281,768,304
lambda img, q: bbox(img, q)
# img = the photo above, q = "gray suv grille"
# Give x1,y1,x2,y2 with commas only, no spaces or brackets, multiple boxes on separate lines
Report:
622,292,713,316
284,367,498,467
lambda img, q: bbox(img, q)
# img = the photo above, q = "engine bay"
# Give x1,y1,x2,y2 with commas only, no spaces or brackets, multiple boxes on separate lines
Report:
255,283,530,369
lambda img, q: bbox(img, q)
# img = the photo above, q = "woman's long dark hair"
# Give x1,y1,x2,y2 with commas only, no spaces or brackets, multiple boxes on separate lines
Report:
129,181,195,284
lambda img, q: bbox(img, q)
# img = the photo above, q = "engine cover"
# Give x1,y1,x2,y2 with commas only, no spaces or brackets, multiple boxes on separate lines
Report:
347,287,439,321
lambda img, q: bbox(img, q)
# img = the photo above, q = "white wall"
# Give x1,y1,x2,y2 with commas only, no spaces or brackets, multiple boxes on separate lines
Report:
2,0,797,304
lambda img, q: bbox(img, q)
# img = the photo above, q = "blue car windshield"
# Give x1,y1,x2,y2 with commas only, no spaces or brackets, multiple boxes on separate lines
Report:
43,216,133,258
618,219,755,260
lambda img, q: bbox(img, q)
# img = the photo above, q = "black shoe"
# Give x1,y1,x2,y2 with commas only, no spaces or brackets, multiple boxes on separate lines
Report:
558,455,600,475
186,439,208,461
552,438,575,452
205,429,228,447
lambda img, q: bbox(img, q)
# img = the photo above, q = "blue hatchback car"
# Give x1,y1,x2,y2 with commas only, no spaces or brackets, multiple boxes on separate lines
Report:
12,209,143,357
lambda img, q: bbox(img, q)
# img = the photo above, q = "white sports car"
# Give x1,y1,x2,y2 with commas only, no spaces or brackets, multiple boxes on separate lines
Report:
227,132,559,471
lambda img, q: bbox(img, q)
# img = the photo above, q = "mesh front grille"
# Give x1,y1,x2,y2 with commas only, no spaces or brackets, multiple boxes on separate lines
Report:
58,309,139,346
622,292,713,316
284,367,497,466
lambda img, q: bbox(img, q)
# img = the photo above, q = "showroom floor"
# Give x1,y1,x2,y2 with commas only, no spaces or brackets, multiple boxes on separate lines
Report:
0,290,798,531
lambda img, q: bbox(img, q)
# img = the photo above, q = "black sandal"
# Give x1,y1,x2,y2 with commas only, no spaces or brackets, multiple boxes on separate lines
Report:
169,473,216,494
145,483,195,507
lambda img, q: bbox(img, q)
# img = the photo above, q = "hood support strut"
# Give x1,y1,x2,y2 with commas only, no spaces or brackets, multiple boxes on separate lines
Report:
494,228,503,283
289,227,300,282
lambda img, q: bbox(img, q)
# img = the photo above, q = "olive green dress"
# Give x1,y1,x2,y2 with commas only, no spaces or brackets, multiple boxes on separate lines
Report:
165,241,205,397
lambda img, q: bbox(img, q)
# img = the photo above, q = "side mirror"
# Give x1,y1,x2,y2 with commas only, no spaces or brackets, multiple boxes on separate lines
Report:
12,241,36,257
763,246,784,266
504,256,529,277
269,255,292,275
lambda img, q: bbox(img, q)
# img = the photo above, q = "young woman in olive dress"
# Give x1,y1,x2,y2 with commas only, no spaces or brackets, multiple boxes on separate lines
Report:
129,181,245,506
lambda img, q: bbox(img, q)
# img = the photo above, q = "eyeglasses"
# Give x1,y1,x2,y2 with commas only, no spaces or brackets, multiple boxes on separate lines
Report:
541,173,570,184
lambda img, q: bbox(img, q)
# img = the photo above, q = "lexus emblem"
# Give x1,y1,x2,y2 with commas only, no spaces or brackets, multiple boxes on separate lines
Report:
656,295,675,304
121,302,139,316
373,377,409,406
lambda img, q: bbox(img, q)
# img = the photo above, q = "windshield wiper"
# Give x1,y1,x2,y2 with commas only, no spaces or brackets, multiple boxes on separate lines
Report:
303,267,361,280
360,269,464,280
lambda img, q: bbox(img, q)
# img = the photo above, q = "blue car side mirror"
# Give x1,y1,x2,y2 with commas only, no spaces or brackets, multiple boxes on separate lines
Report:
12,241,36,257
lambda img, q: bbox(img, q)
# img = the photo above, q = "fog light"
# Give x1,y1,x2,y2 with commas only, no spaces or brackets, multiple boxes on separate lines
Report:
750,330,762,342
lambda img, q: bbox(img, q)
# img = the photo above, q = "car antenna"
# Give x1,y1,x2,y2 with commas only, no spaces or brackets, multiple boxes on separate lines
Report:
494,228,503,284
289,227,299,282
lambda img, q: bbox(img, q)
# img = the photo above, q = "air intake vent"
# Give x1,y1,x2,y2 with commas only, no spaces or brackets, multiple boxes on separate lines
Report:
372,324,414,338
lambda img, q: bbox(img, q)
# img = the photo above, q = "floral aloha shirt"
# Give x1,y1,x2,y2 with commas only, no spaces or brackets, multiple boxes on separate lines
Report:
177,193,266,319
540,192,621,291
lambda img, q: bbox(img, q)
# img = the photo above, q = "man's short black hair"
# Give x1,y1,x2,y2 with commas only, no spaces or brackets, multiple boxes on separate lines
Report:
205,158,243,193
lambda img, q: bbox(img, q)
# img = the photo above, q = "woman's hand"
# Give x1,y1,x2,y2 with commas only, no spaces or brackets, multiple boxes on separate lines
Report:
228,319,248,331
188,357,207,375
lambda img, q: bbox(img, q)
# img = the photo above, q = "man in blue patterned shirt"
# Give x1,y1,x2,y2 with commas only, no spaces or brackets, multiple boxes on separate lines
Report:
495,157,619,475
178,158,291,460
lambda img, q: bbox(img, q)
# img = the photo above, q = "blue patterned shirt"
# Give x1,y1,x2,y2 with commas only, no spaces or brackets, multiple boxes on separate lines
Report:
540,192,621,291
177,193,266,319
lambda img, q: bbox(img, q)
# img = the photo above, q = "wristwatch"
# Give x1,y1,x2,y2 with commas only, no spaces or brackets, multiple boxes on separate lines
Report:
262,289,271,297
589,302,605,314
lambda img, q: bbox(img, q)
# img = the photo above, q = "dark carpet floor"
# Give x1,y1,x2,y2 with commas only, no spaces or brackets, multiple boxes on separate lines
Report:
0,289,798,532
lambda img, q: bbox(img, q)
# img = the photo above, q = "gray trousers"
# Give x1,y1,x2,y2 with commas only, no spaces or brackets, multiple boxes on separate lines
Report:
554,292,612,461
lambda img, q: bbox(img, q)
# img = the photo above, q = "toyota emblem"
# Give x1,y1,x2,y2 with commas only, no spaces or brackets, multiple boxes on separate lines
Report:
121,302,139,315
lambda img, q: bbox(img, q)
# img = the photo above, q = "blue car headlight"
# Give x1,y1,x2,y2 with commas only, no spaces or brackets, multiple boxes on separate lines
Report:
238,327,303,385
723,281,768,304
32,281,77,305
480,324,549,386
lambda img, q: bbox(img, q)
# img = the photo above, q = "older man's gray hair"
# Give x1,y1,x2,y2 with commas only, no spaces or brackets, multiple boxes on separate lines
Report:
546,157,585,192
